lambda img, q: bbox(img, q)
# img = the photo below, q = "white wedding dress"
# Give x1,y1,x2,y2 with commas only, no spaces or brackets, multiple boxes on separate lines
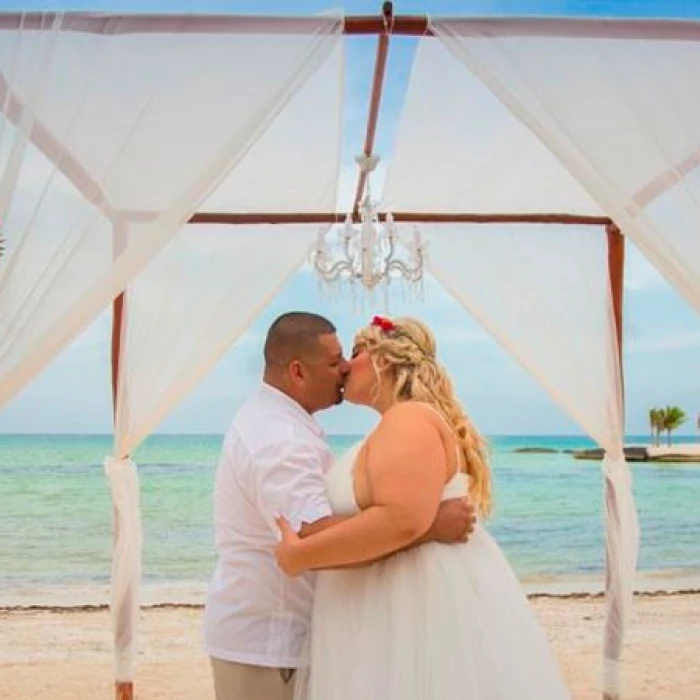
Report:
295,441,571,700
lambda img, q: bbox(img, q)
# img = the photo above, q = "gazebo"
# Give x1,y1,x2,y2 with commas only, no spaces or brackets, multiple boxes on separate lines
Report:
1,4,699,699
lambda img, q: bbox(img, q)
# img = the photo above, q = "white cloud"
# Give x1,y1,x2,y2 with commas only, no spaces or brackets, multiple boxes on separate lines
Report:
627,330,700,354
624,242,665,292
435,326,490,345
230,330,261,348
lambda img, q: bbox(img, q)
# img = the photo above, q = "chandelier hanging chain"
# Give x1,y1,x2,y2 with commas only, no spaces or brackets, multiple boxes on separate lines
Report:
310,153,426,298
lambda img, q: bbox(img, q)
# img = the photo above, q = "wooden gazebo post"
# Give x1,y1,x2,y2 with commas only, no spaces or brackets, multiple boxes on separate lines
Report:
607,223,625,369
604,222,626,700
110,221,134,700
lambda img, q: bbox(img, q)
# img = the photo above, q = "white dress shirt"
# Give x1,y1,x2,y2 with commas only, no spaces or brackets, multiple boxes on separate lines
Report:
203,383,334,668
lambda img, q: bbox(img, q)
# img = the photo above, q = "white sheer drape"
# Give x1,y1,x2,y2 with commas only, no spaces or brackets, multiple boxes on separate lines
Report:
0,11,342,411
418,221,637,697
427,20,696,695
430,17,700,317
200,40,344,214
107,225,318,680
115,225,321,457
381,36,601,215
104,456,142,682
602,453,639,698
421,223,622,446
0,12,342,687
102,16,342,673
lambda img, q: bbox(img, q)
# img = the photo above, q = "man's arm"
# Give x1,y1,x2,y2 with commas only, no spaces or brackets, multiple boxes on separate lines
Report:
255,442,334,535
417,497,476,544
299,497,475,568
299,515,350,537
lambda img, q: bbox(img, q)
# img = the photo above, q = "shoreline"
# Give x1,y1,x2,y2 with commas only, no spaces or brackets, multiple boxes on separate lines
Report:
514,443,700,462
3,570,700,610
3,589,700,614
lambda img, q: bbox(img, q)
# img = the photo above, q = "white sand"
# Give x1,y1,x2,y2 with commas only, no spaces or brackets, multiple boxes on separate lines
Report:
1,594,699,699
646,444,700,458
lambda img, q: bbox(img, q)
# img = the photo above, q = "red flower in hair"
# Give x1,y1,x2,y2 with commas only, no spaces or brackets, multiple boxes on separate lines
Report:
371,315,395,332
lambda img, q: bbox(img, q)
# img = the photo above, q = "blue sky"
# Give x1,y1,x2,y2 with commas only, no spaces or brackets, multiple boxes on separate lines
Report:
1,0,700,437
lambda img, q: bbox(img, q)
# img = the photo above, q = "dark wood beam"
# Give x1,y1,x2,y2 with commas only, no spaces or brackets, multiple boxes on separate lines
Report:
186,211,612,226
606,222,625,375
110,225,127,414
0,11,429,36
0,13,698,40
111,293,125,414
352,2,394,214
346,12,428,36
420,17,700,41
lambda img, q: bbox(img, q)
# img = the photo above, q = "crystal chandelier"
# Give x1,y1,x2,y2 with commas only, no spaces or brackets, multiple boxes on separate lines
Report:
311,154,426,308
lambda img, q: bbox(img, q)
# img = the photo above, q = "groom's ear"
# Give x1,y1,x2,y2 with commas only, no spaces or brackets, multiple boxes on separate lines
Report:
289,358,306,383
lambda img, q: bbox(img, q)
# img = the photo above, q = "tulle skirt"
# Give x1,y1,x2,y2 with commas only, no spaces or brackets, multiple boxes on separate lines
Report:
295,526,570,700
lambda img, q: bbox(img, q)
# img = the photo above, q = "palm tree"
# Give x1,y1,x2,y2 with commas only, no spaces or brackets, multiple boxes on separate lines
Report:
661,405,687,447
649,408,663,446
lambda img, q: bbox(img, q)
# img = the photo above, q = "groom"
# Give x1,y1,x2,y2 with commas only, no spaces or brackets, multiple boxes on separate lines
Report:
203,312,475,700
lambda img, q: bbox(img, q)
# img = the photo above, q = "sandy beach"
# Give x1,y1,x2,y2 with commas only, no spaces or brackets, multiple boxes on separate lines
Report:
1,593,699,699
646,444,700,460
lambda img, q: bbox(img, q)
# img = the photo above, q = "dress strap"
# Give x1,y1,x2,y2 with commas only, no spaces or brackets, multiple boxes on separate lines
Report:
416,402,463,472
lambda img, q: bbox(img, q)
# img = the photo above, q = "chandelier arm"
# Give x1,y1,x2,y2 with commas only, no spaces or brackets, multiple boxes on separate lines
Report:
311,251,332,274
383,233,396,268
312,161,426,301
342,233,354,262
318,258,353,282
385,257,423,275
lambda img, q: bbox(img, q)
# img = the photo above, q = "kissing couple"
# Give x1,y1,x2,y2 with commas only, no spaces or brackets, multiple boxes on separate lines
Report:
203,311,569,700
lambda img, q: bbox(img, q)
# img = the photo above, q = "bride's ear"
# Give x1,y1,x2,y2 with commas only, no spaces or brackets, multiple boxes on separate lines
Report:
374,354,392,374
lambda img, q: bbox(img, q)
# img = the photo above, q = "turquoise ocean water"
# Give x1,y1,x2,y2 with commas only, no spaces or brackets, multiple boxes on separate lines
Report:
1,433,699,602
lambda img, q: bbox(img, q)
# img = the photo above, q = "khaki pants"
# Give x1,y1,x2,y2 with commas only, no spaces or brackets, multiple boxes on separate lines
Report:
210,657,296,700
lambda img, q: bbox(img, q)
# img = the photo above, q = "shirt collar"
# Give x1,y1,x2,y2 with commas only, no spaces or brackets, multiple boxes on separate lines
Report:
258,382,326,438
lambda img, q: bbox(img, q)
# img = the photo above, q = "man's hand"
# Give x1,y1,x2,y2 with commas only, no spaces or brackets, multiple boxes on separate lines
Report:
291,498,477,574
275,516,305,577
426,498,476,544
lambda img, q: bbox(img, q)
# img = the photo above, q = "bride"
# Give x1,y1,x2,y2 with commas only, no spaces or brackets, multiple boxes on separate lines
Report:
275,315,570,699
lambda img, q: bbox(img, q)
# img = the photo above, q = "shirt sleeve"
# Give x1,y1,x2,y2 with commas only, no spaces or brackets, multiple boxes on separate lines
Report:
254,440,333,534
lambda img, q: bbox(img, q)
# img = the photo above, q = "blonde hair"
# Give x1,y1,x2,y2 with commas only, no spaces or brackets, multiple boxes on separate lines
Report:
355,316,493,517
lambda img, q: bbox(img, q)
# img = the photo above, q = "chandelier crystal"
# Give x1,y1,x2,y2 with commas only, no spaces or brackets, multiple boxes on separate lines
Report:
311,154,426,309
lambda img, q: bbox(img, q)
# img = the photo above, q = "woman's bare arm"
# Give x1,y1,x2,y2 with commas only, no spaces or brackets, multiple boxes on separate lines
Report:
275,403,448,575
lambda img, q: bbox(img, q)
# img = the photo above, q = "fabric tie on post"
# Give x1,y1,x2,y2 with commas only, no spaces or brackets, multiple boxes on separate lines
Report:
104,456,143,682
601,454,640,700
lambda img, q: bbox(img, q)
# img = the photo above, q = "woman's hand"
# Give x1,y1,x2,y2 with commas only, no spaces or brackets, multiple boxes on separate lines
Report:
275,516,305,577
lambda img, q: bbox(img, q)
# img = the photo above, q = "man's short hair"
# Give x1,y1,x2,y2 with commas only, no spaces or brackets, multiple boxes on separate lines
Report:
263,312,336,369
